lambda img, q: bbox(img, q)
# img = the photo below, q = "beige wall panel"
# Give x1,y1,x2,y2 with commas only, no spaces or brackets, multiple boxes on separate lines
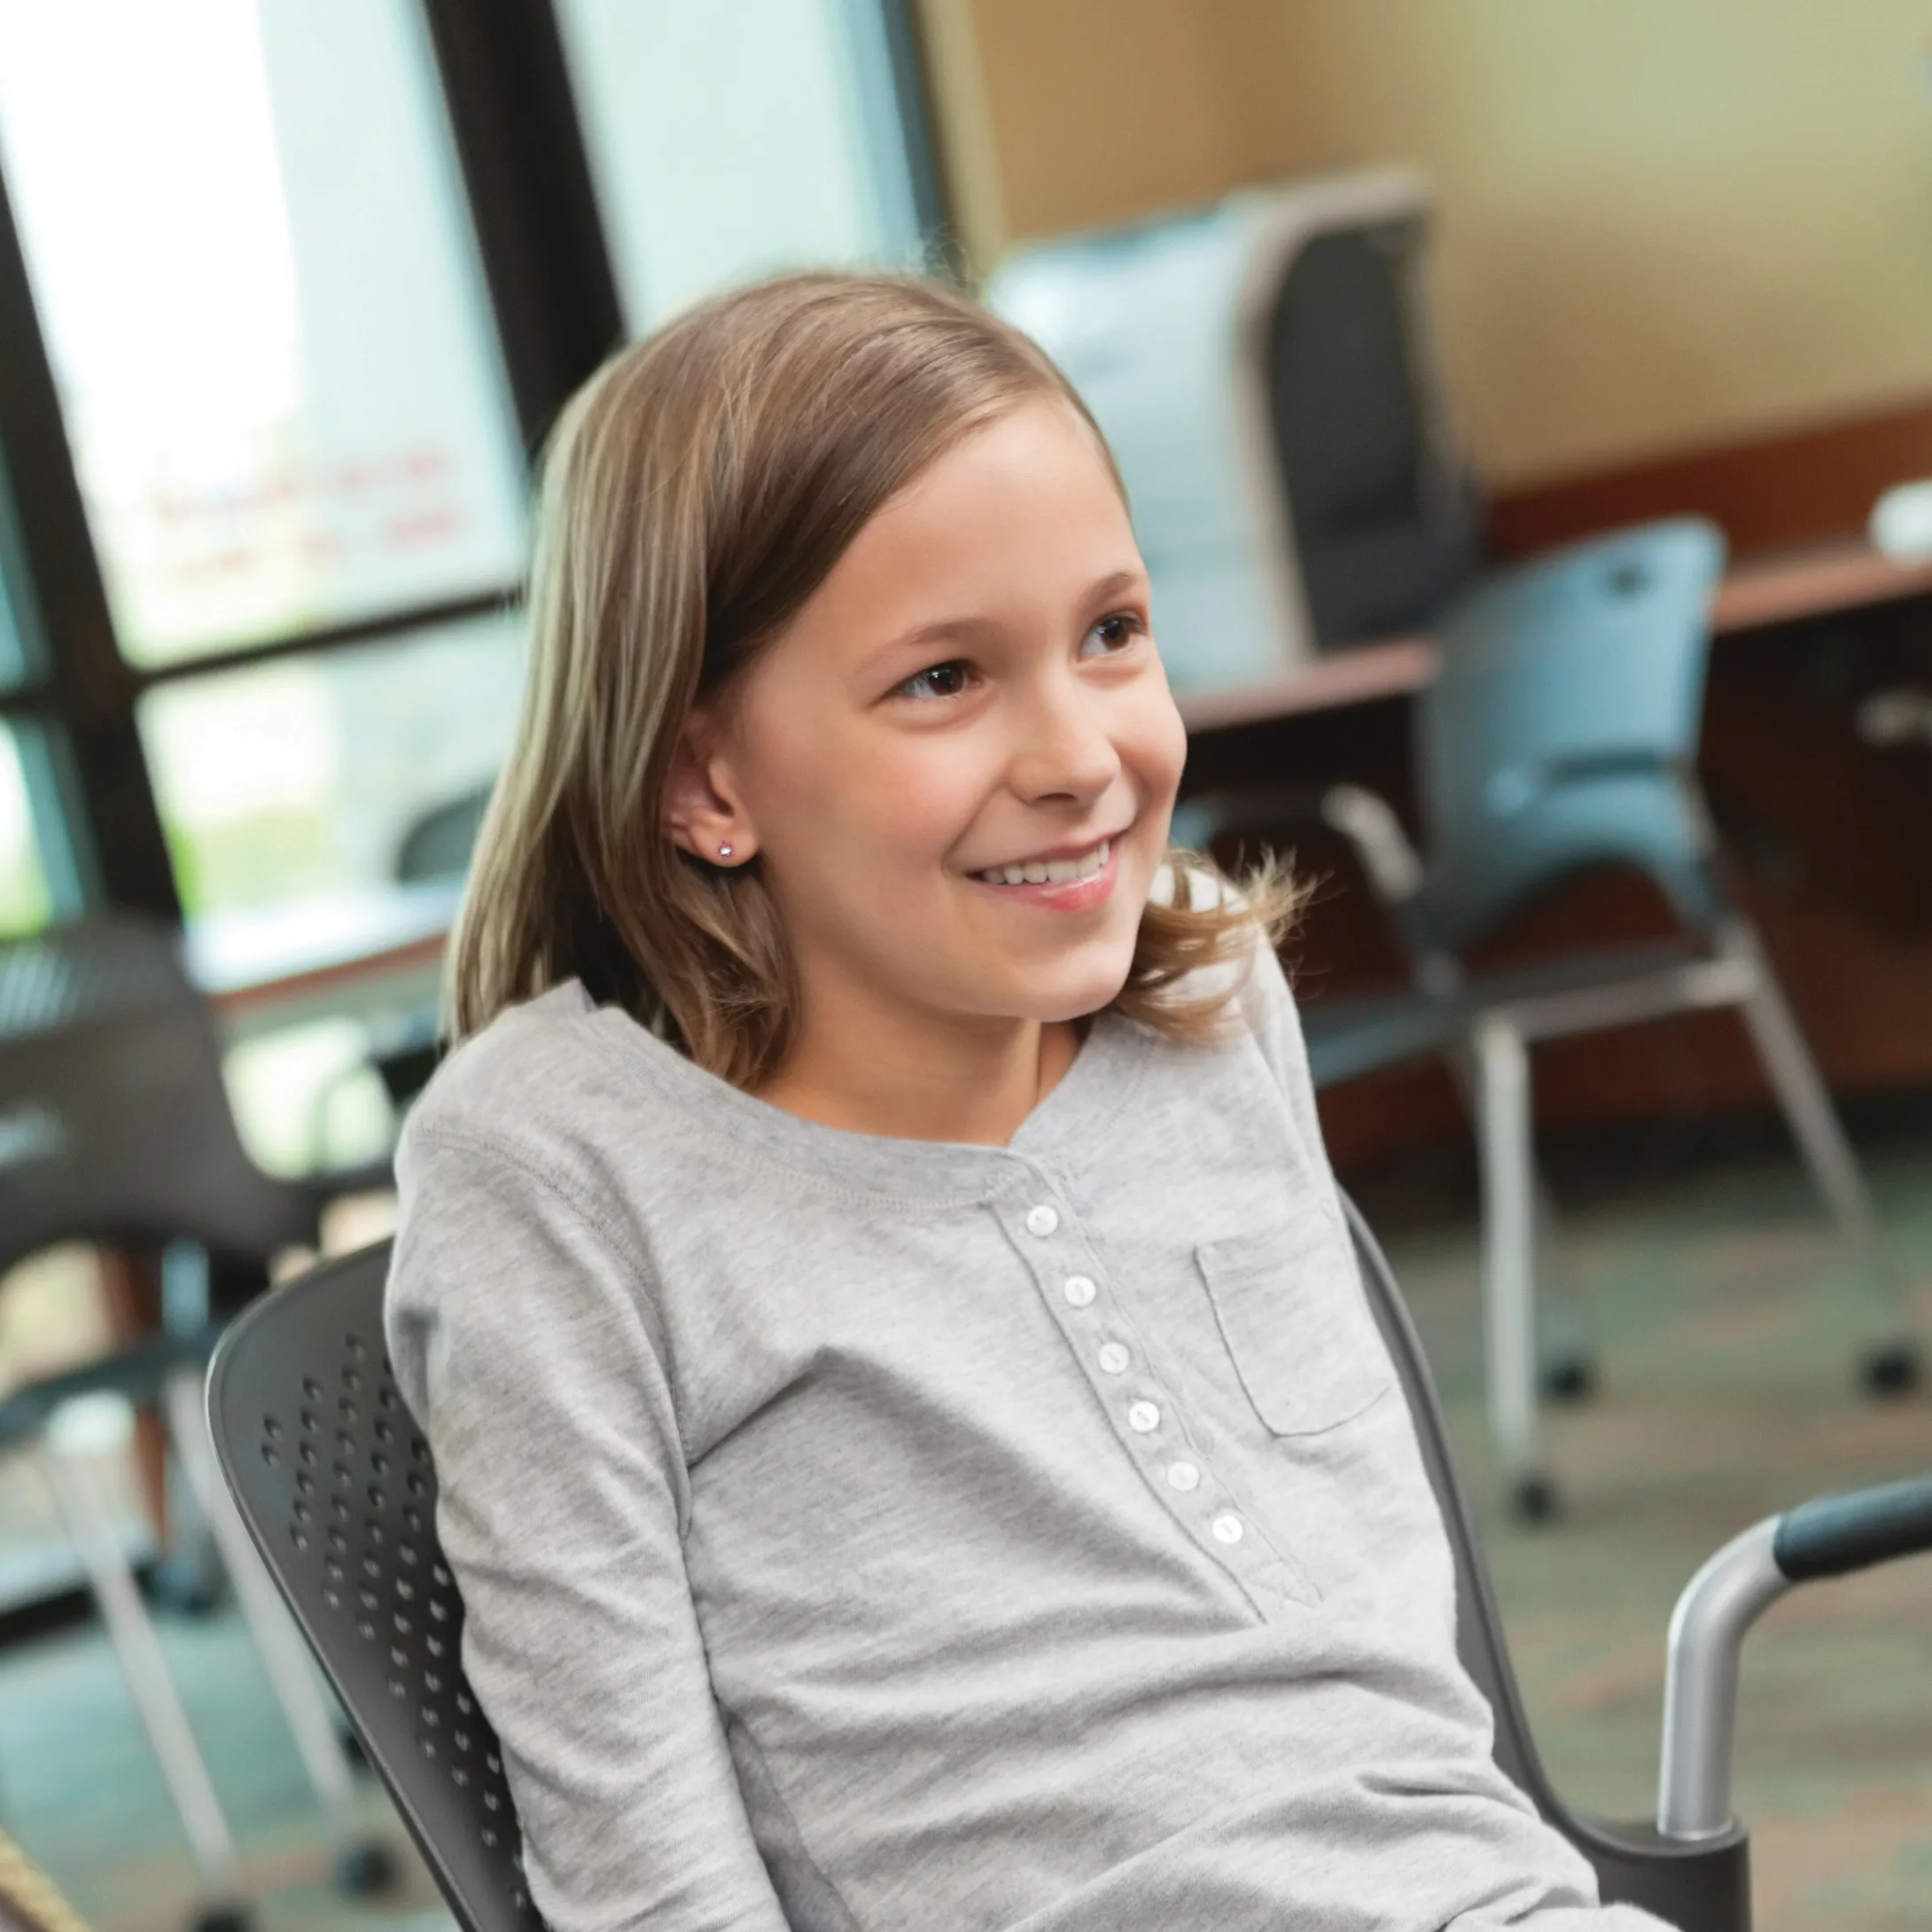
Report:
965,0,1246,246
951,1,1932,487
1218,0,1932,484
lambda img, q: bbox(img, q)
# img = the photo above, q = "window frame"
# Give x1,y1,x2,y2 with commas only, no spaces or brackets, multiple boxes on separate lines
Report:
0,0,952,924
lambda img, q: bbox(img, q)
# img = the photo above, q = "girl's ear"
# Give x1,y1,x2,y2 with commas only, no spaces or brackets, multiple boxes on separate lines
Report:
665,721,757,867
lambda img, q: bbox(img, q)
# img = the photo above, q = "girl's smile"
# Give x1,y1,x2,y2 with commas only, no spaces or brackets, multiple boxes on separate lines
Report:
969,831,1120,909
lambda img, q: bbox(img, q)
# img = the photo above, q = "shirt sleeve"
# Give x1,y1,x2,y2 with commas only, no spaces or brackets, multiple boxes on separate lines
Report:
385,1121,791,1932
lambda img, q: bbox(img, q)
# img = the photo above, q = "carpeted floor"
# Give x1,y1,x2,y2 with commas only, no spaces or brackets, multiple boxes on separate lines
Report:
4,1134,1929,1932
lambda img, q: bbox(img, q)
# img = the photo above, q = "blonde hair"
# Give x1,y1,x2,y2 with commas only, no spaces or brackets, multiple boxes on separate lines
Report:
451,271,1291,1087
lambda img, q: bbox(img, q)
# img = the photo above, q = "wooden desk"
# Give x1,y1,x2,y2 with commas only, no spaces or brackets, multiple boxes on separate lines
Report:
1179,537,1932,737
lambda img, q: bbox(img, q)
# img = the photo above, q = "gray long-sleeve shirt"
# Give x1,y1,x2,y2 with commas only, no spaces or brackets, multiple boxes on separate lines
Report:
386,942,1670,1932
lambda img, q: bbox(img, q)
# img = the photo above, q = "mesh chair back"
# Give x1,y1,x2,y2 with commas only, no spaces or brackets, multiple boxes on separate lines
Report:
1408,518,1730,955
208,1242,536,1932
212,1219,1745,1932
0,915,315,1277
1265,220,1484,646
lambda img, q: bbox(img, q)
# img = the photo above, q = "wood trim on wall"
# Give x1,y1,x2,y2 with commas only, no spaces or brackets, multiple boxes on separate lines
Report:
1488,394,1932,561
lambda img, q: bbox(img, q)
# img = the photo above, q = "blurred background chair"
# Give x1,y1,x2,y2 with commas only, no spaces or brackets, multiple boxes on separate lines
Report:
0,915,395,1932
207,1230,1932,1932
989,167,1482,687
993,175,1922,1517
306,783,492,1170
1180,518,1923,1515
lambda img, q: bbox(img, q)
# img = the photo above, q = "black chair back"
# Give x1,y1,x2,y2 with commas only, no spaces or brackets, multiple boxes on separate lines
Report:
208,1241,536,1932
0,915,316,1277
212,1213,1749,1932
1264,217,1485,648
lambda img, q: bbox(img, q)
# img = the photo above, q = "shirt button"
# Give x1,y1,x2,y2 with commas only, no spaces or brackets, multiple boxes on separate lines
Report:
1097,1342,1130,1375
1062,1274,1096,1308
1211,1513,1244,1545
1126,1400,1160,1434
1024,1204,1059,1237
1166,1461,1201,1492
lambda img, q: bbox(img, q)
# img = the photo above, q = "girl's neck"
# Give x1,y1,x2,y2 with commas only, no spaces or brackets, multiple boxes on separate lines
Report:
755,993,1083,1146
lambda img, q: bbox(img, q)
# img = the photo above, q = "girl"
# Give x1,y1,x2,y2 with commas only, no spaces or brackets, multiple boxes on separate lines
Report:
386,273,1667,1932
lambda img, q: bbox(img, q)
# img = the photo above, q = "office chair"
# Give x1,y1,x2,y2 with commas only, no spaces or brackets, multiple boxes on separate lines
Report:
0,915,395,1932
988,168,1480,688
1180,519,1923,1517
207,1230,1932,1932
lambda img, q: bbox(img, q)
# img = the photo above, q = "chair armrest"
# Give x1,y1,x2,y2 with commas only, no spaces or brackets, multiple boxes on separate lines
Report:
1172,783,1425,908
1318,784,1424,904
1656,1473,1932,1840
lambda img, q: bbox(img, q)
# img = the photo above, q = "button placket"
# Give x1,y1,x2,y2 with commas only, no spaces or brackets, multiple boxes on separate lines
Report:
1002,1185,1306,1607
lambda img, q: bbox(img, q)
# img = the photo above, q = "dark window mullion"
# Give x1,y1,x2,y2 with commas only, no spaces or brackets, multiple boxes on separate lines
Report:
125,585,525,695
0,165,177,917
418,0,624,457
879,0,956,277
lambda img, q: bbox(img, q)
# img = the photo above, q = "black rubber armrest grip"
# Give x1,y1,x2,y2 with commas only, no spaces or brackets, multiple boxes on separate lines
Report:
1772,1473,1932,1582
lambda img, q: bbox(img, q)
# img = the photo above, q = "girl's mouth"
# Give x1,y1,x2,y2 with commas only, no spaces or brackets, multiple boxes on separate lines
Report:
970,837,1118,910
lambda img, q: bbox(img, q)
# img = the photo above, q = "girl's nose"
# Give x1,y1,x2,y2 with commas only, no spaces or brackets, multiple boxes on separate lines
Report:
1009,678,1122,806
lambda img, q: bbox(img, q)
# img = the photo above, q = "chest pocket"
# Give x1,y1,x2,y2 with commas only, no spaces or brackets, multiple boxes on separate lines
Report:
1196,1213,1391,1435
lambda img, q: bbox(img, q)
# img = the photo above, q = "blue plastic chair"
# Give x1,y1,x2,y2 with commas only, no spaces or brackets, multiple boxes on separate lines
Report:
1184,518,1922,1515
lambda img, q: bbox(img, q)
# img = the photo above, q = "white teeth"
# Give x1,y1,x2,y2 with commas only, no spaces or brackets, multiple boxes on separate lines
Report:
978,837,1111,887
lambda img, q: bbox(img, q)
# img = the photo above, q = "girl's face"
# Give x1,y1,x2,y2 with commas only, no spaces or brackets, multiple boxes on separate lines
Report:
678,398,1188,1042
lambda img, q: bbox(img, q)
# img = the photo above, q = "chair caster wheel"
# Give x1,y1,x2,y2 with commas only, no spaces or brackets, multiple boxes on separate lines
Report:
190,1904,252,1932
1540,1355,1598,1404
333,1839,399,1897
1508,1474,1562,1524
1859,1340,1921,1398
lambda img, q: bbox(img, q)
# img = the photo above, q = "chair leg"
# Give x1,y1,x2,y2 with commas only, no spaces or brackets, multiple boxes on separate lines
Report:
1474,1016,1560,1521
1718,921,1921,1391
1443,1042,1597,1402
160,1373,395,1897
33,1444,250,1925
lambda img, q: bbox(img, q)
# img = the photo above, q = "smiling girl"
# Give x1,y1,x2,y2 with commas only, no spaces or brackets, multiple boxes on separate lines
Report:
386,274,1667,1932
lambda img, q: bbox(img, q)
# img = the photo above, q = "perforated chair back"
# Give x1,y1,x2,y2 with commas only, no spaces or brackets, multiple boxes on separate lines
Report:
211,1219,1745,1932
208,1241,536,1932
0,915,316,1278
1407,518,1730,956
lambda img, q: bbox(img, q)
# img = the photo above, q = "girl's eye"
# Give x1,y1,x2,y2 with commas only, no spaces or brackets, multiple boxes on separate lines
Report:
1080,612,1143,658
897,659,973,700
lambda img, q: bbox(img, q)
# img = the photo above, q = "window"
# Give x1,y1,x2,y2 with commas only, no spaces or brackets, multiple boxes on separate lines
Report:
0,0,527,667
0,723,49,935
555,0,935,331
139,611,526,916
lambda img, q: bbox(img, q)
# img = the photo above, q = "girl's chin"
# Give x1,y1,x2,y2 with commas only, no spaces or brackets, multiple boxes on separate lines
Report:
998,946,1140,1026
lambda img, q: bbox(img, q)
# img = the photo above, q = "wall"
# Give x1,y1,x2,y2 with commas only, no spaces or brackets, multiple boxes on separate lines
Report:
923,0,1932,488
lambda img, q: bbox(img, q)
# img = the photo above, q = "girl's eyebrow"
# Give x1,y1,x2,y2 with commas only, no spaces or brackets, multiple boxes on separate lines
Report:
863,568,1149,670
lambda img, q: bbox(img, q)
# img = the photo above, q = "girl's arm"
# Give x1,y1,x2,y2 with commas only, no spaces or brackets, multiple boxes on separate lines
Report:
385,1126,791,1932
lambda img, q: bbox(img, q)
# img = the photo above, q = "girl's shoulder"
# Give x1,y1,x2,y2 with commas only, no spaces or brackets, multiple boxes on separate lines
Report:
401,978,683,1196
